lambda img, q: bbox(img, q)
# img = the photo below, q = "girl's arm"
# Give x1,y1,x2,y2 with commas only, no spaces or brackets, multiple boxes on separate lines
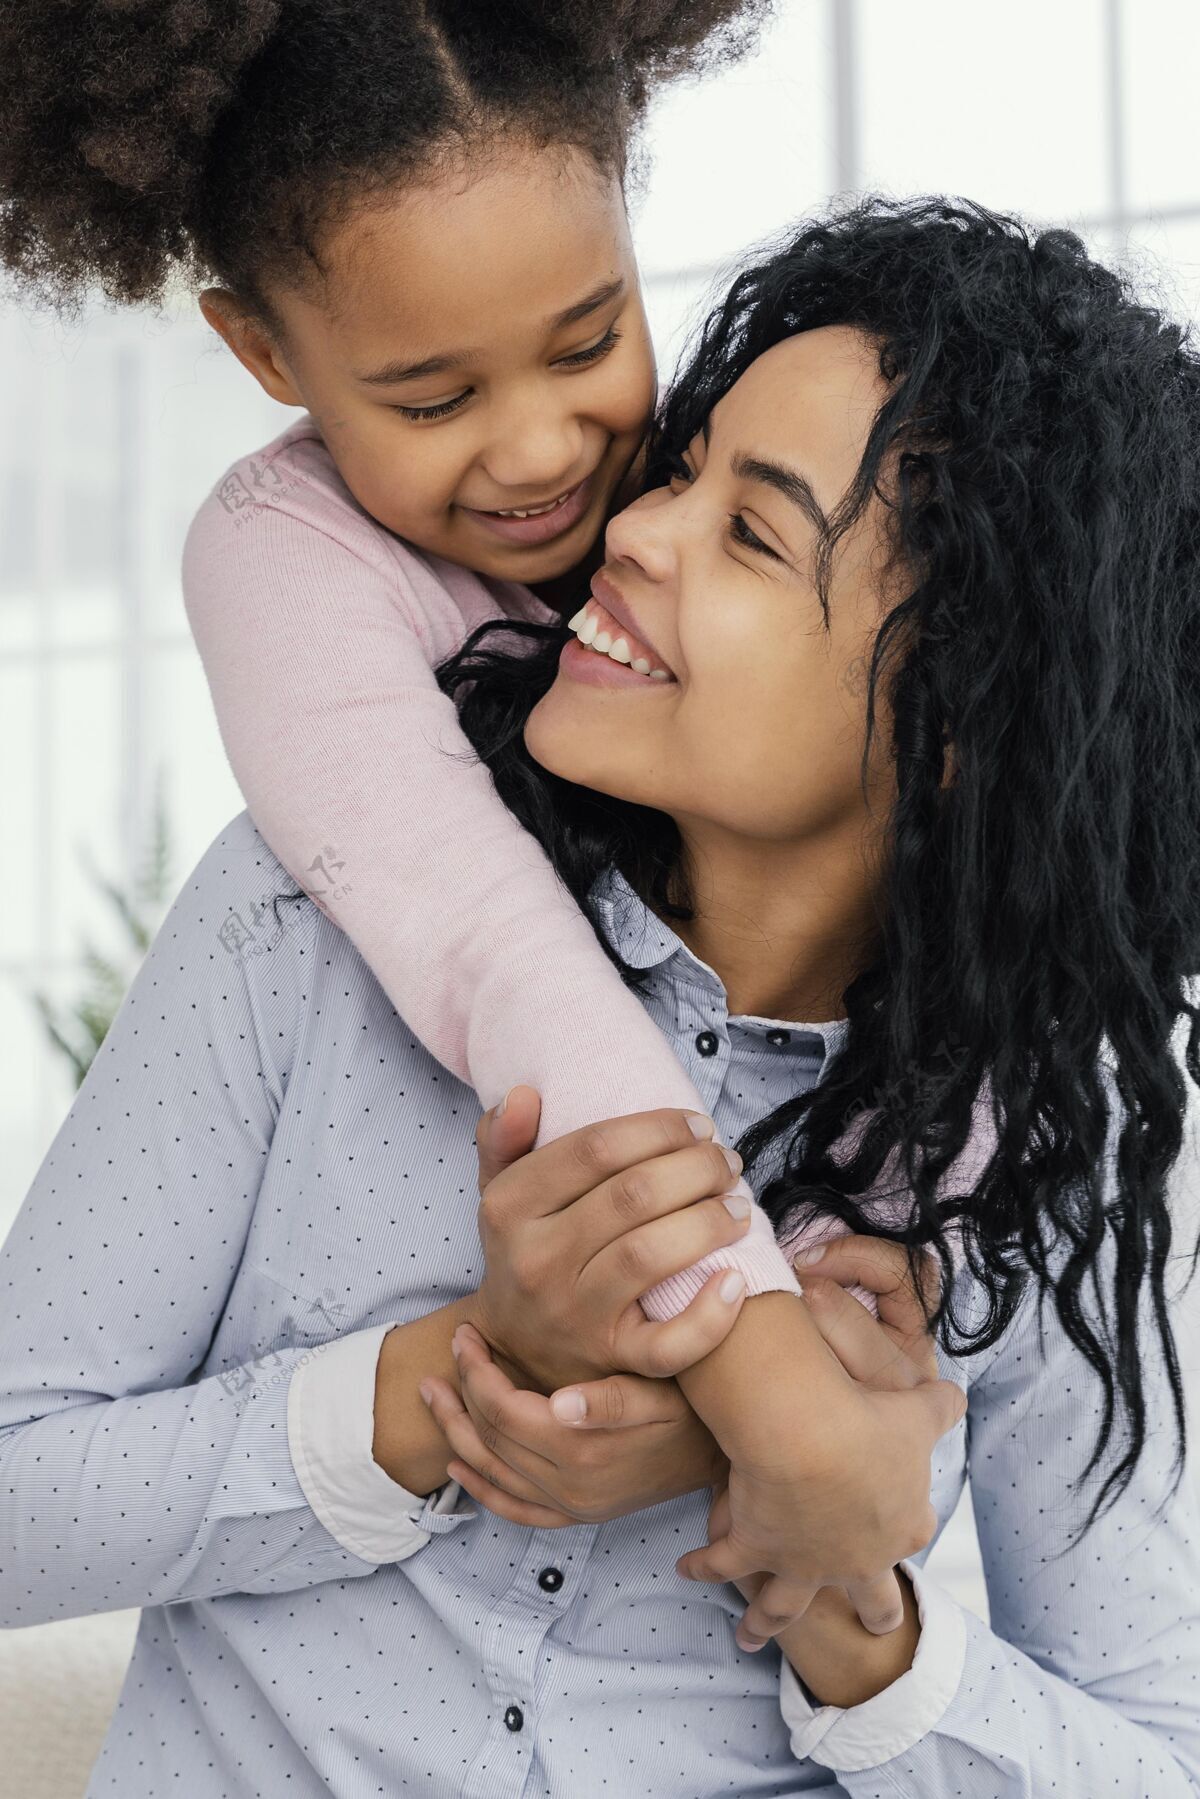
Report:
0,819,472,1626
181,439,813,1324
777,1259,1200,1792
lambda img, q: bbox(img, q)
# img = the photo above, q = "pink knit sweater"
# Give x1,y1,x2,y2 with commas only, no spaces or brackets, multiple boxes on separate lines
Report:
181,416,847,1322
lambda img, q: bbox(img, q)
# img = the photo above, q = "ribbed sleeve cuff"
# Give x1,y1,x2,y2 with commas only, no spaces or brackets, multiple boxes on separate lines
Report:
637,1194,804,1322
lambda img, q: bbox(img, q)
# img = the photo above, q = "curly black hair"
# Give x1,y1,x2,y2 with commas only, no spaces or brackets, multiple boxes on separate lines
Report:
0,0,772,312
437,195,1200,1530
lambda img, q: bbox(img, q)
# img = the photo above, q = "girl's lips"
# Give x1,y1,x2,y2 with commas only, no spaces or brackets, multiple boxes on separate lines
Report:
462,472,596,547
559,634,677,690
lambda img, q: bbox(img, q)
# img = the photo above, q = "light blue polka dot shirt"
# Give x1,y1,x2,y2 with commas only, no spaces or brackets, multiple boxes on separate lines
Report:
1,810,1197,1797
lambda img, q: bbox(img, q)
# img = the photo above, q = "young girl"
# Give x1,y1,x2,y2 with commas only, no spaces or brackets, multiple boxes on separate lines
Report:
0,0,968,1646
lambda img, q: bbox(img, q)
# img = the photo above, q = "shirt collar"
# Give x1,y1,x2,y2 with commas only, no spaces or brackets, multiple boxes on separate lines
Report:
590,866,851,1060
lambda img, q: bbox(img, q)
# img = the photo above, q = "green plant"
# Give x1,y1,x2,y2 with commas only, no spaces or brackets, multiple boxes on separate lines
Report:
30,769,175,1089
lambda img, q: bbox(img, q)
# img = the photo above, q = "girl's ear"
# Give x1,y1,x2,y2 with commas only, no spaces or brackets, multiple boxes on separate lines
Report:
198,288,304,407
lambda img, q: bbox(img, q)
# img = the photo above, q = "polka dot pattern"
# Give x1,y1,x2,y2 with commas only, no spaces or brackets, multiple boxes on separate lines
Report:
0,810,1196,1797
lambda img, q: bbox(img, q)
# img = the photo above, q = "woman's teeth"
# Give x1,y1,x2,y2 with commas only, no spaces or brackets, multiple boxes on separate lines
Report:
491,490,572,519
567,606,671,680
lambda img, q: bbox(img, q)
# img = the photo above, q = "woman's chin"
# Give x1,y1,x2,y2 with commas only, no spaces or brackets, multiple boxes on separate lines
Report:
523,687,641,805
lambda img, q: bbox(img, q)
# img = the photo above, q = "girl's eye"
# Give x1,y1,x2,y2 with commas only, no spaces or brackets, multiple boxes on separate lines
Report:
729,512,781,561
665,452,695,486
392,392,471,422
556,325,622,369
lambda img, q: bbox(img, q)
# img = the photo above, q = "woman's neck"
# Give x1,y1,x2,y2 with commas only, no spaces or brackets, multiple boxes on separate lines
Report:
658,818,885,1025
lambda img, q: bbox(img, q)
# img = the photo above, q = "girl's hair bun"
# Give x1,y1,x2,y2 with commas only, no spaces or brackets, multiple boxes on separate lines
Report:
0,0,282,305
1,0,773,309
479,0,774,99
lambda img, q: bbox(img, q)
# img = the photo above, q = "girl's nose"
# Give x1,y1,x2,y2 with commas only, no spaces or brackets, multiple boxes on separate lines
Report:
603,490,677,585
483,405,585,495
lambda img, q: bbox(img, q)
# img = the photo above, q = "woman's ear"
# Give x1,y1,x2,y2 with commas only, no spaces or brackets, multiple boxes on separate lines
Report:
198,288,304,407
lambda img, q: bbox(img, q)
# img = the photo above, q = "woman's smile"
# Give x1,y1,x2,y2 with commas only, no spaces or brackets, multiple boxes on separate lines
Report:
563,580,677,685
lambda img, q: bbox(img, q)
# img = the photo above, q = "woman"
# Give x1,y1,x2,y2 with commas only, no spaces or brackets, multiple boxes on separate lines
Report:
1,195,1198,1796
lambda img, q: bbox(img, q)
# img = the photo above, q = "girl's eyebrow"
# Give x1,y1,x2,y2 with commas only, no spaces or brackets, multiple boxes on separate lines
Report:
354,278,627,388
550,275,625,330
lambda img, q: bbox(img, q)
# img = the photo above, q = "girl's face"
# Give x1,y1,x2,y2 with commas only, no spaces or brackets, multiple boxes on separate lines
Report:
201,144,656,585
525,325,902,843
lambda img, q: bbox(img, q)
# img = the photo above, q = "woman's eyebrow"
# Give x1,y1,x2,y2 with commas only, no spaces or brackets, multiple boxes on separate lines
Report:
730,450,828,532
355,279,627,387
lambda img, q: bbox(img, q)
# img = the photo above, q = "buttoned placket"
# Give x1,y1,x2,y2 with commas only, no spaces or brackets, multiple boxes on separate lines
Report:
458,1522,601,1799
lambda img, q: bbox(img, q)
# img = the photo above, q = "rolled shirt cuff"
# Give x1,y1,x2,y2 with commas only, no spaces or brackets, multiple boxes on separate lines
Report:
287,1318,477,1564
778,1558,967,1773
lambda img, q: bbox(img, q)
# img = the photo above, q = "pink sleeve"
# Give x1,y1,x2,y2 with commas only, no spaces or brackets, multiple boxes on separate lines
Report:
181,448,804,1322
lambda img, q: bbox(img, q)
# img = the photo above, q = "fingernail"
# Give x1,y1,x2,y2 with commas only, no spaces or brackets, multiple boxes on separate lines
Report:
497,1087,514,1117
722,1194,751,1219
685,1113,715,1139
795,1244,826,1266
737,1633,767,1654
450,1331,463,1359
719,1271,746,1302
721,1146,743,1176
418,1380,434,1405
550,1389,587,1423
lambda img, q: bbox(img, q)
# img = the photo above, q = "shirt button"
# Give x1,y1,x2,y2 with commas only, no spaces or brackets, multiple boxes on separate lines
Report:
695,1030,720,1057
504,1704,524,1732
766,1029,791,1047
537,1566,564,1592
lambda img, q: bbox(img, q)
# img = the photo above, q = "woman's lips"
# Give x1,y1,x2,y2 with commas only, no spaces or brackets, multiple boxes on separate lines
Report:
560,591,678,689
462,472,596,547
588,568,673,674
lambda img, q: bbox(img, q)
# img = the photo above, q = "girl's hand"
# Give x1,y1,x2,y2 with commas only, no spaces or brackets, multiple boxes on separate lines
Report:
726,1233,939,1621
418,1321,729,1526
465,1086,753,1395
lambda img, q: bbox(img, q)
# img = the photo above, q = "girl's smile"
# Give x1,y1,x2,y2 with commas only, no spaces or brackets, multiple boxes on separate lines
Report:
459,467,598,547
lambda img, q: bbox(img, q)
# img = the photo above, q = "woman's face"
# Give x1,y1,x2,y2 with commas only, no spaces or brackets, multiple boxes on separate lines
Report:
524,325,902,846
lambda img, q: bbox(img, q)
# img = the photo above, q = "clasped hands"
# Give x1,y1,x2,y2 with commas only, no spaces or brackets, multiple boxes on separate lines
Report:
417,1086,965,1662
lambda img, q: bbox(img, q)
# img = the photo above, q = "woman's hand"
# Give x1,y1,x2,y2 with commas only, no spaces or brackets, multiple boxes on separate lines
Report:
417,1231,942,1549
418,1322,729,1526
463,1086,754,1395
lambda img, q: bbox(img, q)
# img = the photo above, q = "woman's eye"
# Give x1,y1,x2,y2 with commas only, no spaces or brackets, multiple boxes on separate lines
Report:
556,325,622,369
729,512,780,561
665,452,695,487
392,392,471,422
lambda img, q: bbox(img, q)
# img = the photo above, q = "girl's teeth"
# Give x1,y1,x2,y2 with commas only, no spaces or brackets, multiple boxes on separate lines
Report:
630,656,651,675
567,608,588,630
593,630,613,653
608,637,633,664
577,612,598,645
495,492,568,518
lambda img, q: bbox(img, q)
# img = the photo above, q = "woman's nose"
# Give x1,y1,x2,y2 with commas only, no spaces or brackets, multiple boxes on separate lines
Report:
603,490,677,585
